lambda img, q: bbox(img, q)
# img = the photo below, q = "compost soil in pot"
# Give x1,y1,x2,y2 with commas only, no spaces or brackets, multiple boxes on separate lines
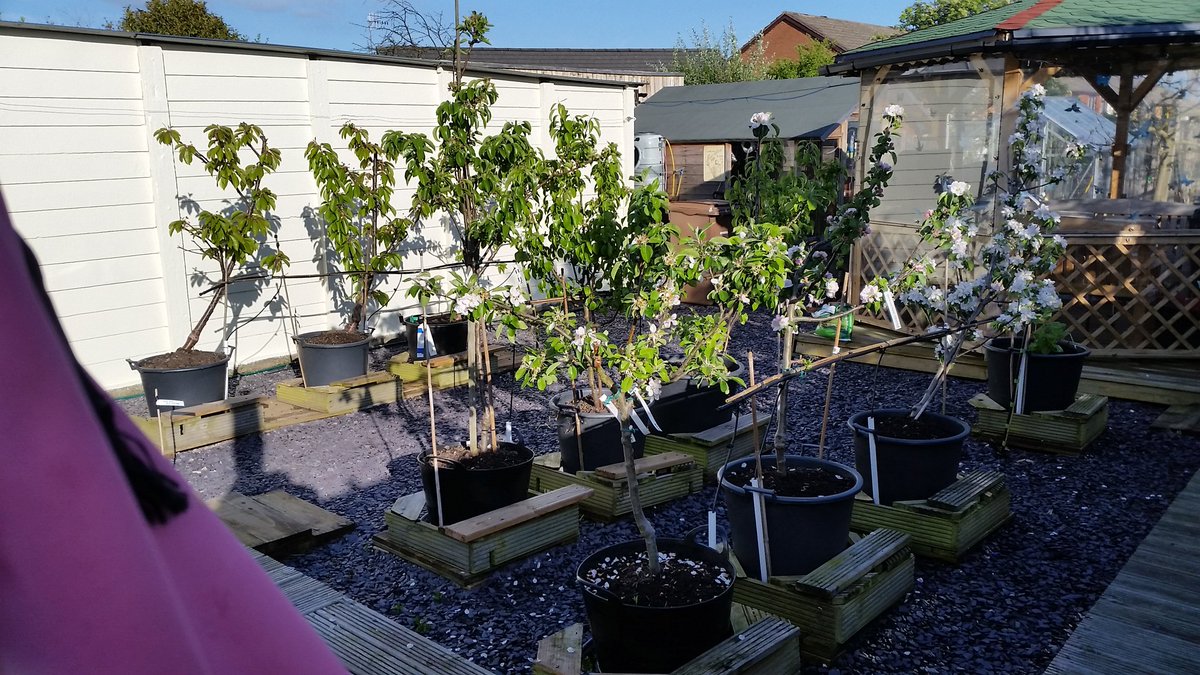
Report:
427,443,530,470
872,412,956,440
298,330,368,346
723,463,856,497
136,348,225,369
580,547,732,608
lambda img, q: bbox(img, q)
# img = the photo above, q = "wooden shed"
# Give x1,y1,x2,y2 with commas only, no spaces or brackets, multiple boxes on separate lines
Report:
634,77,860,201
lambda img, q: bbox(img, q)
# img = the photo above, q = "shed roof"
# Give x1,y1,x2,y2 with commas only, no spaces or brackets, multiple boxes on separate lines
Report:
634,77,858,143
829,0,1200,73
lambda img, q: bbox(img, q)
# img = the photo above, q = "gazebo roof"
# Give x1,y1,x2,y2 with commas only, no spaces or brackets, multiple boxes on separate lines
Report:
828,0,1200,74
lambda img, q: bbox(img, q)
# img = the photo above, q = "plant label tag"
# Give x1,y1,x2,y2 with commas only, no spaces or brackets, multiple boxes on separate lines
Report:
156,398,185,408
883,290,902,330
633,390,662,432
867,416,881,506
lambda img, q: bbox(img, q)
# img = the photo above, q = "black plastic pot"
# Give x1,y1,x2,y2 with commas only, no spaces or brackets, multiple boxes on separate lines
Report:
653,358,745,434
551,390,644,475
719,455,862,577
293,331,370,387
848,409,968,506
985,337,1090,411
418,442,534,526
578,538,735,674
404,314,468,360
130,352,230,417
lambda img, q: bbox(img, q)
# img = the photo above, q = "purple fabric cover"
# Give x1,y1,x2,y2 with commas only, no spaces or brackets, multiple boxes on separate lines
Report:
0,190,347,673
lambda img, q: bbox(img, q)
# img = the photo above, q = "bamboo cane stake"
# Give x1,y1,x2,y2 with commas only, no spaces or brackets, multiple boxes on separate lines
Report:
816,318,843,460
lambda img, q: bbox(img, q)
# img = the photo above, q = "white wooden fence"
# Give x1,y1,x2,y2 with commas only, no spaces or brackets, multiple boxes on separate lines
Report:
0,24,635,390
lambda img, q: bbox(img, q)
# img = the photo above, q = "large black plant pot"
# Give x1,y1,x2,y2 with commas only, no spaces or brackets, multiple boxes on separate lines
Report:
130,351,230,417
578,538,735,673
404,314,468,360
847,409,968,506
551,390,644,474
985,337,1090,411
653,357,745,434
293,331,370,387
719,455,862,577
418,442,534,526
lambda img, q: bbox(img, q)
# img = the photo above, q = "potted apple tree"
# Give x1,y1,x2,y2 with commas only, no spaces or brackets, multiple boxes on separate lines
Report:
852,84,1086,503
715,107,902,577
514,177,791,671
382,12,540,525
298,122,410,386
132,123,289,416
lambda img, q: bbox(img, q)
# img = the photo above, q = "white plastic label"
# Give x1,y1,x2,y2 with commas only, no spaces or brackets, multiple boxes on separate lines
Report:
883,289,902,330
156,398,185,408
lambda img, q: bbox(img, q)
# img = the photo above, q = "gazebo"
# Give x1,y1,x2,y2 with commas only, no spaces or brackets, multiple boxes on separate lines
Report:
824,0,1200,380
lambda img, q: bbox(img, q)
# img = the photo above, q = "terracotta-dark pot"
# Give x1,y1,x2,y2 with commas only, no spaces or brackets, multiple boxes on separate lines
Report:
417,442,534,525
847,409,968,506
719,455,862,576
985,337,1089,411
578,538,735,673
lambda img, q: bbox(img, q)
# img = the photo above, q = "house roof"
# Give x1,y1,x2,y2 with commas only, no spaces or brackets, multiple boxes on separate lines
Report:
380,47,682,74
780,13,903,52
829,0,1200,73
634,77,858,143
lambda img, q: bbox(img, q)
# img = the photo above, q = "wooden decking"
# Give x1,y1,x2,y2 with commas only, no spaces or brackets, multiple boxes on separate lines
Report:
1045,469,1200,674
250,550,494,675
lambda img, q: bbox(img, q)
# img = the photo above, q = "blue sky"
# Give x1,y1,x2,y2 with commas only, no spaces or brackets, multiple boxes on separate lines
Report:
2,1,912,51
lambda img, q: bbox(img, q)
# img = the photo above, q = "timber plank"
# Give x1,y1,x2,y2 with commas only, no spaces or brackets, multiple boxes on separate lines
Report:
593,451,693,480
443,484,592,543
674,617,801,675
249,551,495,674
533,623,583,675
206,492,311,553
793,529,909,599
1152,404,1200,434
529,452,703,521
253,491,354,542
926,470,1003,511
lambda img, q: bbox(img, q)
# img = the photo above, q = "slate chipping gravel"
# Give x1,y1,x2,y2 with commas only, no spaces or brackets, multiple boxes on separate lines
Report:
143,312,1200,674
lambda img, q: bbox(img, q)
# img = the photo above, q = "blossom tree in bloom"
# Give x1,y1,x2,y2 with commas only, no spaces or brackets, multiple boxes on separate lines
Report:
860,84,1085,417
513,182,790,573
726,107,903,465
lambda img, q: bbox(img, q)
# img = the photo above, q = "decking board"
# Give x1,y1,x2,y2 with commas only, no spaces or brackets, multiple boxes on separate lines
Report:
1046,470,1200,674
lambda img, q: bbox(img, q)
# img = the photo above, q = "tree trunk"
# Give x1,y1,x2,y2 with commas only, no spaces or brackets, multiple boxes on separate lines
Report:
182,260,234,351
618,396,659,574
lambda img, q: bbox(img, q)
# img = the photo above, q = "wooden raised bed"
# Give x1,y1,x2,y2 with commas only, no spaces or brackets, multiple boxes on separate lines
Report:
133,394,339,455
373,485,592,588
388,346,520,388
643,414,769,482
533,616,801,675
850,469,1011,563
732,528,914,661
276,371,420,415
969,393,1108,454
528,451,703,522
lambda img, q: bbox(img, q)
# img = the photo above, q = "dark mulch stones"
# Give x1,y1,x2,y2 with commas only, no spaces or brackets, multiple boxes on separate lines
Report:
153,311,1200,674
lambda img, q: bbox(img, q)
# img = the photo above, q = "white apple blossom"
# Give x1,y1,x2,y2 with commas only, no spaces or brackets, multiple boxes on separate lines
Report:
949,181,971,197
770,314,790,332
883,104,904,118
749,111,772,129
860,285,881,304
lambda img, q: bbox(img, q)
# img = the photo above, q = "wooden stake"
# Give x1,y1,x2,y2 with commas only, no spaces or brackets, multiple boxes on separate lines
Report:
422,304,445,528
748,352,763,481
816,318,842,460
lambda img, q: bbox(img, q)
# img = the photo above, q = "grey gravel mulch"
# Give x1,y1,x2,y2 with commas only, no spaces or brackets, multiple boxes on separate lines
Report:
143,311,1199,674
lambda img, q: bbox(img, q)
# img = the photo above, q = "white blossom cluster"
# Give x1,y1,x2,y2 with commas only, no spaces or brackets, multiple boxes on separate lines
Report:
861,84,1072,338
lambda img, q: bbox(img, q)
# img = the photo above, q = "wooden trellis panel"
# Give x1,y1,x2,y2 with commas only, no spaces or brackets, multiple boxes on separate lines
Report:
850,223,1200,355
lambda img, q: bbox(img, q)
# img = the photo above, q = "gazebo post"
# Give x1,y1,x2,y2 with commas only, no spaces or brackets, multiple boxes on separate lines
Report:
1082,61,1169,198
